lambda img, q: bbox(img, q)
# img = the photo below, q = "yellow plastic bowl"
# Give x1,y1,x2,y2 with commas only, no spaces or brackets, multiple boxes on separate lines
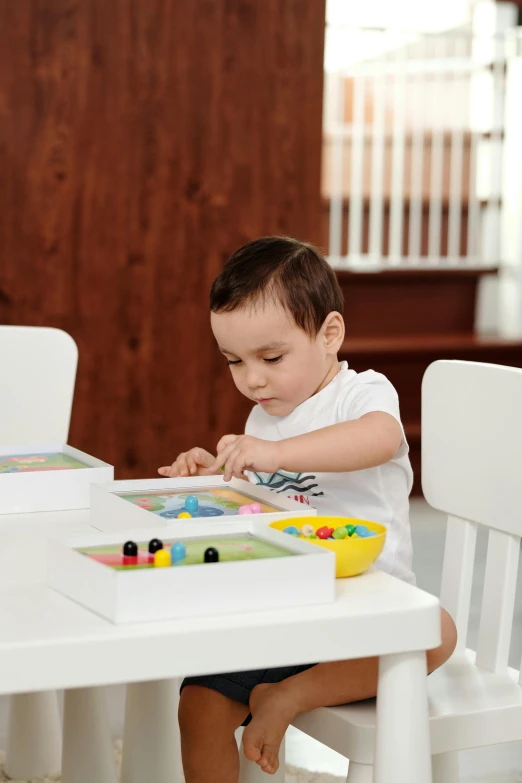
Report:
270,517,387,578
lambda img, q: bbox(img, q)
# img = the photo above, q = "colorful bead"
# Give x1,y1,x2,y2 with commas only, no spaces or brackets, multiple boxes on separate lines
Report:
300,524,315,537
345,525,356,536
366,530,377,537
154,549,171,567
184,495,199,512
238,505,252,515
250,502,263,514
171,542,186,561
332,526,348,539
355,525,370,538
178,512,192,519
316,526,332,539
283,525,300,535
123,541,138,556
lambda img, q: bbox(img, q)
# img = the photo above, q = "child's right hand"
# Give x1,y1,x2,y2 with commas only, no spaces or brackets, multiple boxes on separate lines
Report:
158,448,218,478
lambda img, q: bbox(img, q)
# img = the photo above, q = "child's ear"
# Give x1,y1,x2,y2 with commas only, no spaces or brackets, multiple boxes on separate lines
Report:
322,311,345,353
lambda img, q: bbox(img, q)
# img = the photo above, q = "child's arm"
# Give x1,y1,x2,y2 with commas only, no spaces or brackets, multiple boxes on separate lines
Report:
211,412,403,481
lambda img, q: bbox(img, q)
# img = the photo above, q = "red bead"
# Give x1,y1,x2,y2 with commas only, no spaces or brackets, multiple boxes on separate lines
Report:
316,526,331,539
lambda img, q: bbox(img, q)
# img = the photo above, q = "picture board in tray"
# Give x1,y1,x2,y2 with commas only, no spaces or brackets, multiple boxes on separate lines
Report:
90,476,315,532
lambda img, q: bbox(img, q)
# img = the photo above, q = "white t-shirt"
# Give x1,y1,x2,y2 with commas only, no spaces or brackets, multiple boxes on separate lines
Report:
245,361,415,584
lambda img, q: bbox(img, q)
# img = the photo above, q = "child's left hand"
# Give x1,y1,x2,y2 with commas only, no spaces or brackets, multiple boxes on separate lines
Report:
211,434,281,481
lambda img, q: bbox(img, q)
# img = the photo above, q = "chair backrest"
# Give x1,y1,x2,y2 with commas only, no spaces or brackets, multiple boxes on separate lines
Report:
0,326,78,445
422,360,522,681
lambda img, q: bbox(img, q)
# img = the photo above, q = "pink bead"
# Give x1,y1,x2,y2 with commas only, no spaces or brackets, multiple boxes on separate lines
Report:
249,502,262,514
238,505,251,515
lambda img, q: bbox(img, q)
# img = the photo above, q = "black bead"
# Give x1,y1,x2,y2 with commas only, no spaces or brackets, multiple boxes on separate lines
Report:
204,547,219,563
148,538,163,554
123,541,138,557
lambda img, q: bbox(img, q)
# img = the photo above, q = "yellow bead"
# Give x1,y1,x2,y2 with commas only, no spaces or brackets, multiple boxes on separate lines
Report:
154,549,171,567
178,512,192,519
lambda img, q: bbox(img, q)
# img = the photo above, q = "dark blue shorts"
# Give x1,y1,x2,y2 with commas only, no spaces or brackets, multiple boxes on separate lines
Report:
181,664,316,725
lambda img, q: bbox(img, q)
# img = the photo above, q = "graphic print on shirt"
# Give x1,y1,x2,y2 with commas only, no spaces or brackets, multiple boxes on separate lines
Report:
251,470,324,504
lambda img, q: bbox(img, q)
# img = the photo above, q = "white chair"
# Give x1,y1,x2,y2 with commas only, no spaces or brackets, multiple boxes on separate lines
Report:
0,325,77,445
0,327,117,783
0,326,77,778
292,360,522,782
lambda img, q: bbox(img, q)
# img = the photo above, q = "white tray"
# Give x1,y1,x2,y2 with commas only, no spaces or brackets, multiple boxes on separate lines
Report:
90,475,315,532
0,444,114,514
48,520,335,623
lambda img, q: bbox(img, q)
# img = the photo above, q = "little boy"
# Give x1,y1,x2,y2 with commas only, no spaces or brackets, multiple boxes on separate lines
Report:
159,237,457,783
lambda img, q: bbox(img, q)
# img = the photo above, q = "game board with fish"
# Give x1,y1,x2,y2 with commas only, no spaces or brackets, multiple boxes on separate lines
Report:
89,477,316,533
115,487,277,519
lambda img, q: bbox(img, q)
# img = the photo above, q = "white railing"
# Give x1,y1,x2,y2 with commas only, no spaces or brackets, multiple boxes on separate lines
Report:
323,25,522,270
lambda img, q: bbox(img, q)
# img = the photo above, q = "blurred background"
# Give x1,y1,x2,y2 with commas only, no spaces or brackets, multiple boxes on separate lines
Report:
1,0,522,492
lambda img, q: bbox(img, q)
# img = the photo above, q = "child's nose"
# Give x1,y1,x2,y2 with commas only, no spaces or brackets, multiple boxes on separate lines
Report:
246,369,267,389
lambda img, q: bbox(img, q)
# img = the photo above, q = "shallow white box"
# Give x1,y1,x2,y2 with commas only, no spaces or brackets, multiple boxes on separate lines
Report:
90,476,315,532
0,444,114,514
48,520,336,623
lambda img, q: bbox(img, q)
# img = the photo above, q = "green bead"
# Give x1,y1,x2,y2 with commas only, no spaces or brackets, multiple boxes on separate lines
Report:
309,534,318,539
332,527,348,539
346,525,356,536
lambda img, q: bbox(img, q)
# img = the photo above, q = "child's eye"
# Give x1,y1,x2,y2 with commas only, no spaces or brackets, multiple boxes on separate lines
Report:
227,359,242,366
264,355,283,364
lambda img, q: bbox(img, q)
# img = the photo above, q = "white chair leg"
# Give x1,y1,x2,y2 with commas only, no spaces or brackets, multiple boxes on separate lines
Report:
5,691,62,779
238,734,285,783
375,651,432,783
346,761,374,783
432,751,460,783
121,679,183,783
62,686,118,783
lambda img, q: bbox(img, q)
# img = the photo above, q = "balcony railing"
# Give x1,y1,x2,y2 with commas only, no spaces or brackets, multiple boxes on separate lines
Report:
323,26,522,271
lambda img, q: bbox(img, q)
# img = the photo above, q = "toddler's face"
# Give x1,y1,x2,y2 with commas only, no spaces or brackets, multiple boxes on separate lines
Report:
211,301,341,417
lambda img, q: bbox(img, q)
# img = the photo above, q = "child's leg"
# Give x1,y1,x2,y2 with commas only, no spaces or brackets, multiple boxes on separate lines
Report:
179,685,249,783
243,607,458,774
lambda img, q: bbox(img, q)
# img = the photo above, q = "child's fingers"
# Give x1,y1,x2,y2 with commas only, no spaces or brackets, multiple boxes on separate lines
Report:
158,466,170,476
212,439,240,472
209,454,226,474
216,434,239,454
186,452,198,475
176,454,191,478
223,448,245,482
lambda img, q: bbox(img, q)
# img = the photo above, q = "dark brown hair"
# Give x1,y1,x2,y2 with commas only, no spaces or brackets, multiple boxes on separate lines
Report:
210,237,344,337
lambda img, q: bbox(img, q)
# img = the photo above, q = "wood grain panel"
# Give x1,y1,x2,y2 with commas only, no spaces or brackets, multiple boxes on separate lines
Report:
0,0,326,477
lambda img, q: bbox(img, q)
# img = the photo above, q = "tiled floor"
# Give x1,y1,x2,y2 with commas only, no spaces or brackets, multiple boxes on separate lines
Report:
0,499,521,781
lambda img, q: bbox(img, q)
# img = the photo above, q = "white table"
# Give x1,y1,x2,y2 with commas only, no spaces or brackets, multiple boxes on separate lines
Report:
0,510,440,783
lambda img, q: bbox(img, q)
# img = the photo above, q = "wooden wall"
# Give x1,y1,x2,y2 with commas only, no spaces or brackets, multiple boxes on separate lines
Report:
0,0,326,477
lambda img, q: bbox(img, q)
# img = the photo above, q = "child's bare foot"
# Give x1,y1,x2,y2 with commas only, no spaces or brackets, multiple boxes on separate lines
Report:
242,682,300,775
